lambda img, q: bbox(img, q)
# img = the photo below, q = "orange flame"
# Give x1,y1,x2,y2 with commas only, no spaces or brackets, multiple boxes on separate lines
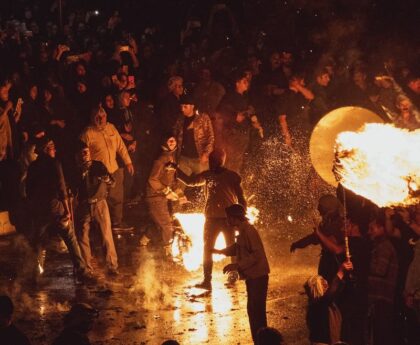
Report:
172,207,260,271
335,124,420,207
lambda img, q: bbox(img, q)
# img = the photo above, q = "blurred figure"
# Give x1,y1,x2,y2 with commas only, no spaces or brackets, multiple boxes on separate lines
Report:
177,149,246,290
193,66,225,116
367,211,399,345
394,95,420,130
73,142,119,277
0,295,31,345
145,135,184,256
26,137,92,283
291,194,344,283
309,67,332,126
158,76,184,135
51,303,98,345
214,204,270,344
275,74,314,148
80,105,134,232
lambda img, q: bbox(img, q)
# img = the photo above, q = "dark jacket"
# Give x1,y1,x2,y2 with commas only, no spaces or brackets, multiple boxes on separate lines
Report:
177,166,246,218
75,160,113,203
222,221,270,280
26,155,68,209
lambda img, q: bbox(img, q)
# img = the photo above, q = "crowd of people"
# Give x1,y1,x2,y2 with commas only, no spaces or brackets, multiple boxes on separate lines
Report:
0,0,420,345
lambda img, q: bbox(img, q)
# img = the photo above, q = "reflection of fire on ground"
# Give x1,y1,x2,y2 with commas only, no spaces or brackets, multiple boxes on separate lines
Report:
334,124,420,207
172,207,260,271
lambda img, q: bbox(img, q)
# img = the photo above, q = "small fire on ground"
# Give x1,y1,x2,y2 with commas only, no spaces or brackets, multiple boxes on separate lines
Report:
334,124,420,207
172,207,260,271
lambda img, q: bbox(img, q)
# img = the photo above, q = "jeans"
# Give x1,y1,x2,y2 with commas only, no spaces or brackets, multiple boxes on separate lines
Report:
76,199,118,271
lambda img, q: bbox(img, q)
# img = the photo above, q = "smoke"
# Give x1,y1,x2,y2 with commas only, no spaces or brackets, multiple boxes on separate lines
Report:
129,249,171,311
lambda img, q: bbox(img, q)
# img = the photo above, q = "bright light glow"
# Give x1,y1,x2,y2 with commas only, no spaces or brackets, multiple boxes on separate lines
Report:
38,263,44,275
173,207,260,271
335,124,420,207
172,213,225,272
246,206,260,224
287,215,293,222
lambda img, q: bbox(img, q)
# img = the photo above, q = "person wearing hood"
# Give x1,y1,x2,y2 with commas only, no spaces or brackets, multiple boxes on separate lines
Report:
145,135,185,256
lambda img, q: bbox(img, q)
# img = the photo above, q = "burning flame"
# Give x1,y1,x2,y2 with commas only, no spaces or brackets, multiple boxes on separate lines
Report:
334,124,420,207
172,207,260,271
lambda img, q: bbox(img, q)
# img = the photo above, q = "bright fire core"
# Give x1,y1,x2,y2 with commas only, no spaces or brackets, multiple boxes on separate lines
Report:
172,207,259,271
334,124,420,207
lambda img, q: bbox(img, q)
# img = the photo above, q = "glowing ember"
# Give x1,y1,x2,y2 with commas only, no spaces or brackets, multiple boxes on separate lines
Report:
246,206,260,224
334,124,420,207
172,207,260,271
38,263,44,275
287,215,293,222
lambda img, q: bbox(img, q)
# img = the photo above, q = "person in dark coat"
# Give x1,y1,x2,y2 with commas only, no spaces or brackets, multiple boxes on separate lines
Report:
177,148,247,290
26,137,92,283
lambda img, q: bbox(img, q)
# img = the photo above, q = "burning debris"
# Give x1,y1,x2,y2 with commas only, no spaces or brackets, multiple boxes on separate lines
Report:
171,207,260,271
334,123,420,207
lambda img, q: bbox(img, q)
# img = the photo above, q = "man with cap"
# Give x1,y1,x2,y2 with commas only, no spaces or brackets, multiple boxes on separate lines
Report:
52,303,98,345
177,148,246,290
73,141,119,277
26,137,92,283
213,204,270,344
173,93,214,176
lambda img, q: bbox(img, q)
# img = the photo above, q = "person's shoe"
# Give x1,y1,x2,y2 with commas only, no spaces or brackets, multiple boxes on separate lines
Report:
107,268,120,277
112,223,134,231
194,280,212,290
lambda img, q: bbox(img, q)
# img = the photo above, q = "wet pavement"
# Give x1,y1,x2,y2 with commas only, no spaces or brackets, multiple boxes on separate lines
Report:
0,208,320,345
